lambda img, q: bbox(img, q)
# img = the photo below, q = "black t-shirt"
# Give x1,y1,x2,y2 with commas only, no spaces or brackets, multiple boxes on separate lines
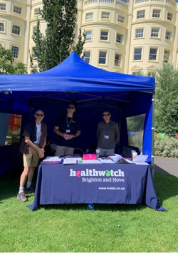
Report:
55,114,81,148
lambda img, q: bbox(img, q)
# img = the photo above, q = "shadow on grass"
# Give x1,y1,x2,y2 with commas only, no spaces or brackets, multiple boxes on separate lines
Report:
0,166,38,202
39,203,147,212
154,172,178,206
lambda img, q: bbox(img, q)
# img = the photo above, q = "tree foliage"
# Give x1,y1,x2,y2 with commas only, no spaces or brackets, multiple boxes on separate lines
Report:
155,63,178,134
31,0,86,72
0,46,27,74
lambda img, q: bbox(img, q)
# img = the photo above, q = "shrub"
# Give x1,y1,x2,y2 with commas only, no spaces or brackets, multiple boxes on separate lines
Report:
154,134,178,158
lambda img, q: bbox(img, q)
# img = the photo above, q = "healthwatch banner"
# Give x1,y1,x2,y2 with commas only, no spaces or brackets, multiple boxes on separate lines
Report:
28,163,167,211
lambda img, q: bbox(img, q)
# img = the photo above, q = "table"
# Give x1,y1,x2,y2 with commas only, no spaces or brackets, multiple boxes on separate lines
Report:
28,163,166,211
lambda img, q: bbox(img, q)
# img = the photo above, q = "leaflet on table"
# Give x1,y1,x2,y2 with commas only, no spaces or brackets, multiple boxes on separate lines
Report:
98,158,115,164
42,156,63,164
133,155,148,163
78,160,101,164
109,154,122,162
63,158,82,165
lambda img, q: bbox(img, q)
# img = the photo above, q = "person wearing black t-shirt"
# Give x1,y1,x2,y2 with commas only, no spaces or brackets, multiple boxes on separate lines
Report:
54,103,81,156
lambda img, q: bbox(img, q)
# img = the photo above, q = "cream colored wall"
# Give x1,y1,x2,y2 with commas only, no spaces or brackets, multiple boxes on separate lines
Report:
0,0,178,75
129,0,176,75
0,0,27,63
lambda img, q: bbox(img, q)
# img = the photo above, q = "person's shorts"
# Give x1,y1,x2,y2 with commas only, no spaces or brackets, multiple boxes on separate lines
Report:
23,146,39,167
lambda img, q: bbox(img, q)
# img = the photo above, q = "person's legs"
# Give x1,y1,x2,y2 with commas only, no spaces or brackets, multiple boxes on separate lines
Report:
97,147,105,156
55,146,65,156
105,149,114,156
65,147,74,155
17,152,32,201
27,147,40,191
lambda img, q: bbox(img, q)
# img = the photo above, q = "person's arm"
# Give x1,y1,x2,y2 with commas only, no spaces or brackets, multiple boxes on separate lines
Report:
115,123,120,144
25,136,44,158
97,123,101,139
53,126,69,140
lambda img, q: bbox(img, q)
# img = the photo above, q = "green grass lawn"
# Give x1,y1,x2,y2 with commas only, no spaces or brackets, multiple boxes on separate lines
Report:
0,168,178,252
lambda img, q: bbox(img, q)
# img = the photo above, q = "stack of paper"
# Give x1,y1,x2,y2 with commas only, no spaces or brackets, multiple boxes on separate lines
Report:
109,154,122,162
63,158,78,165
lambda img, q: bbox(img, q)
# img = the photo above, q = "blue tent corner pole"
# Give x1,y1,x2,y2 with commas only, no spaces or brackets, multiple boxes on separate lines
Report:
151,93,155,177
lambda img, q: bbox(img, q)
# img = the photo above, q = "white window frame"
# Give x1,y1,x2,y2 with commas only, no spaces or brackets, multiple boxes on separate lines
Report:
84,51,91,64
86,12,93,20
118,15,124,23
165,30,171,40
0,3,6,11
85,31,92,41
100,30,109,41
0,22,4,32
167,12,172,21
116,33,123,43
13,6,22,14
135,28,144,38
114,53,121,67
11,46,19,59
148,72,156,78
34,8,40,16
163,50,170,63
134,48,142,61
101,12,110,20
98,51,107,65
149,48,158,61
151,27,160,38
12,25,20,35
32,47,37,59
152,9,161,18
137,10,145,19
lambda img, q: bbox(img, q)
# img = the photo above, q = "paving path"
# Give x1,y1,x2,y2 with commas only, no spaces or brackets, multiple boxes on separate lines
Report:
154,156,178,176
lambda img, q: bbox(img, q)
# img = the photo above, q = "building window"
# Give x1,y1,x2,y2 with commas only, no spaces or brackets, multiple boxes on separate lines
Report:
11,46,19,58
0,3,6,10
114,54,121,67
148,72,156,77
165,31,171,40
99,51,107,64
32,47,37,59
149,48,157,61
84,51,90,63
116,34,123,43
118,15,124,23
85,31,92,40
86,13,93,20
33,27,37,35
0,23,4,32
100,31,108,41
151,28,160,38
167,12,172,21
135,29,143,38
137,10,145,19
152,10,160,18
34,8,40,15
12,25,20,35
164,50,170,63
101,12,110,19
134,48,142,60
13,6,22,14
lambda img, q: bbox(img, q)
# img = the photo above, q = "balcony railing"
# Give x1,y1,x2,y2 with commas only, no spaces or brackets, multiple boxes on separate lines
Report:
135,0,176,6
84,0,128,9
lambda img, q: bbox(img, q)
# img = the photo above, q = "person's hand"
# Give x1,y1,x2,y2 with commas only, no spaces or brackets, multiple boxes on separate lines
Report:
38,148,45,158
63,133,69,140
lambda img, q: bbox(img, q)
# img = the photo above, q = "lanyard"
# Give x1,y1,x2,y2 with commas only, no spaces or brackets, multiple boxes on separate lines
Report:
104,123,111,135
66,116,73,128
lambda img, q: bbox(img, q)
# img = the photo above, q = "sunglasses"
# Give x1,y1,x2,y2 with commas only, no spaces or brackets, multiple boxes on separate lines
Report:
68,106,75,109
103,114,110,117
36,114,44,117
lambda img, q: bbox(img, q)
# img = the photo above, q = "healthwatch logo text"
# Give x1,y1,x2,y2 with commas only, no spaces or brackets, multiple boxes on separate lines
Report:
69,169,124,177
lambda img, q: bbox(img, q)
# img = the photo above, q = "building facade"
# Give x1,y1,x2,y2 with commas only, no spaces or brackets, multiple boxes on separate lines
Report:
0,0,178,76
